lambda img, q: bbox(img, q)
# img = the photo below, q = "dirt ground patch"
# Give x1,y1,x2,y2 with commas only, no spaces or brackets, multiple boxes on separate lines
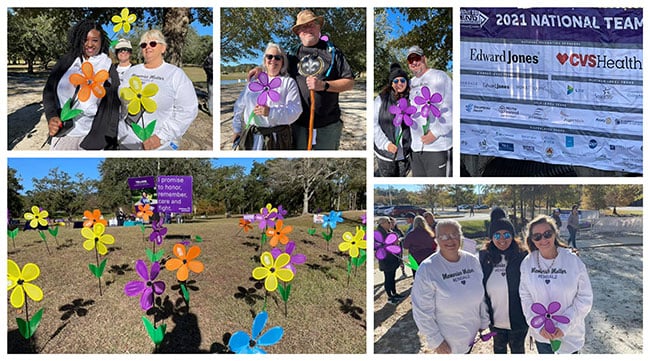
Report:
373,232,643,354
7,71,213,151
7,213,366,353
219,81,366,150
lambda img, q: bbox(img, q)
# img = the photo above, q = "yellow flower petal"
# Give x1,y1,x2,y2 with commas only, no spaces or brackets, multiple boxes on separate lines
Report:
21,263,40,282
338,242,351,252
10,286,25,308
260,252,274,268
264,274,278,291
123,22,131,34
141,97,157,113
111,15,123,24
127,99,142,115
29,219,39,229
8,259,21,279
275,268,294,282
349,246,360,258
31,206,40,214
120,8,129,19
129,76,143,92
112,23,122,34
252,267,270,280
100,234,115,245
83,238,95,251
120,87,136,101
94,223,106,235
23,283,44,302
142,83,159,97
81,226,95,240
358,239,367,249
274,253,291,269
24,213,35,221
127,13,137,23
342,231,354,242
97,242,108,256
37,218,49,227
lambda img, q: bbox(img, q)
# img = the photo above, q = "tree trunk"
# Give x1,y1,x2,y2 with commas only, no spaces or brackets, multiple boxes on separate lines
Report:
302,187,310,215
162,8,191,67
27,59,34,74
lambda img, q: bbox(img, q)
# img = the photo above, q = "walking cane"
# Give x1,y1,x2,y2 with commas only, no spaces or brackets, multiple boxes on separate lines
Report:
298,54,324,151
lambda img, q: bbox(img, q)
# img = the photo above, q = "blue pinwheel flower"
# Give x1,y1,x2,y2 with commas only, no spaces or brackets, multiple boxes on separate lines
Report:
322,210,343,229
229,311,284,354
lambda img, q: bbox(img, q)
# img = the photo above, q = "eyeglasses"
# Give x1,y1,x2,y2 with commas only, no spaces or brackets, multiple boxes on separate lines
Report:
140,41,159,49
493,232,512,241
265,54,282,61
116,48,132,54
392,78,407,84
438,233,460,241
407,54,422,64
532,230,554,242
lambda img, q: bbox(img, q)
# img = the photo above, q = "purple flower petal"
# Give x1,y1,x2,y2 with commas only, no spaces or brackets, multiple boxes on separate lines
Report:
267,89,281,103
531,302,547,316
385,245,402,255
430,106,441,118
150,261,160,280
268,77,282,90
291,253,306,265
140,287,154,310
124,280,146,297
257,92,268,106
258,72,269,86
135,259,148,280
249,82,265,92
285,241,296,254
430,92,442,103
152,280,166,295
421,86,431,100
530,315,546,329
375,248,387,260
547,301,561,314
552,315,570,324
543,319,556,334
389,104,400,115
270,248,283,259
420,105,430,118
385,233,398,245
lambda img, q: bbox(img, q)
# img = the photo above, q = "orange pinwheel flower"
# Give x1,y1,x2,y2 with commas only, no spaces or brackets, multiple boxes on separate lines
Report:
69,62,109,102
265,219,293,247
137,204,153,222
239,219,252,233
83,209,108,228
165,244,204,281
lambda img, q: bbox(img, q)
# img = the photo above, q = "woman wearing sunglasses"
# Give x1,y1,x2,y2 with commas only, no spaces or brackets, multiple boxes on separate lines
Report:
412,220,489,353
232,43,301,150
479,209,528,353
373,63,412,177
118,29,198,150
520,215,593,354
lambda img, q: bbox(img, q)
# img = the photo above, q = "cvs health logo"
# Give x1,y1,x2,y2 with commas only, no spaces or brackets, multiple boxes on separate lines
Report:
556,53,596,67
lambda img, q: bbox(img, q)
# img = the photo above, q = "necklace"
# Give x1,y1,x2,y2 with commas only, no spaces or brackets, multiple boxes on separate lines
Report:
536,250,557,273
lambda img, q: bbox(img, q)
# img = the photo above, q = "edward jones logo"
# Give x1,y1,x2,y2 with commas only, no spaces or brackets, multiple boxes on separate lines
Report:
556,52,642,70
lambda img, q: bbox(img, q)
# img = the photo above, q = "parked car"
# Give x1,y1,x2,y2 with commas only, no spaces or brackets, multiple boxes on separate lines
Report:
475,204,489,209
386,205,427,218
374,206,392,216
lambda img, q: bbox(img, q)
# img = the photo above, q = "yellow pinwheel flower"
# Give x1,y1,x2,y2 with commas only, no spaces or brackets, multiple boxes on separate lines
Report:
261,203,278,214
339,227,366,258
111,8,137,34
82,223,115,256
8,260,44,309
24,206,49,228
120,76,158,115
252,252,294,292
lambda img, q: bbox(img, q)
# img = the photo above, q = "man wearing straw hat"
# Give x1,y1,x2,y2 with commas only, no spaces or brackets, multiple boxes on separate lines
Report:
288,9,354,150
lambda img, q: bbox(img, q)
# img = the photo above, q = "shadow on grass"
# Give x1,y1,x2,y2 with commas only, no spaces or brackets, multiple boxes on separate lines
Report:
209,332,234,353
55,238,75,250
7,328,38,353
59,298,95,321
108,263,134,275
337,298,364,321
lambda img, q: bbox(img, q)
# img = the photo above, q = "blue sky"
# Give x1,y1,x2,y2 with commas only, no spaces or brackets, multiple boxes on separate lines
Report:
8,158,258,194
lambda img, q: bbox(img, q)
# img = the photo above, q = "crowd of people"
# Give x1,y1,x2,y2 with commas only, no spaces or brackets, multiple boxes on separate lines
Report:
43,19,200,150
376,208,593,354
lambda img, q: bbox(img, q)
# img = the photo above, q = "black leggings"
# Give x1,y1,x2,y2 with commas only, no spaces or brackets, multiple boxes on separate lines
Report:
383,268,397,297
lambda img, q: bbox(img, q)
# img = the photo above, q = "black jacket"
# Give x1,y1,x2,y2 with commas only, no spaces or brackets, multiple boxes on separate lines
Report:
479,247,529,331
43,53,121,149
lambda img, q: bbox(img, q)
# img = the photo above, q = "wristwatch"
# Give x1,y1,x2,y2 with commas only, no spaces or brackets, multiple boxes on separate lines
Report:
323,81,329,91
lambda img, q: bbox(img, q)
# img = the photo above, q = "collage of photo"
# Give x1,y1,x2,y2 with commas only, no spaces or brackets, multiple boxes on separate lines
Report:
2,4,644,356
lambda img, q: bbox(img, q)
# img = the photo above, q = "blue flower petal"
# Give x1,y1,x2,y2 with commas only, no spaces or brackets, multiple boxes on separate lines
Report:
228,331,252,353
257,326,284,346
251,311,268,340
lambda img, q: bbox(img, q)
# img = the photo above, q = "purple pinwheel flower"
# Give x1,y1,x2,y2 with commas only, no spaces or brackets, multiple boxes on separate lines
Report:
414,86,443,120
389,98,417,128
276,205,288,220
374,230,401,260
255,207,277,230
322,210,343,229
248,72,281,106
124,260,166,311
360,214,367,225
149,217,167,245
270,241,306,274
530,301,570,334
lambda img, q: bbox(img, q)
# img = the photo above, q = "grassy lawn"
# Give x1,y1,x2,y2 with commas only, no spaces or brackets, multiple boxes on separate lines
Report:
7,211,366,353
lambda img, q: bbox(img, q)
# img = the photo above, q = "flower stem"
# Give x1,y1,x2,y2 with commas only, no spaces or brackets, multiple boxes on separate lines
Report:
263,291,267,312
95,248,103,296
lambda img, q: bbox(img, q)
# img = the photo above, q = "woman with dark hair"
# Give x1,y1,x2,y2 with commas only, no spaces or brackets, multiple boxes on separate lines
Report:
43,19,120,150
376,216,404,304
520,215,592,354
374,63,412,177
479,212,528,353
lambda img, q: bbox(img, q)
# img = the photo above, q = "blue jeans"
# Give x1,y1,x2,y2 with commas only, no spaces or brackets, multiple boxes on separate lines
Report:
568,227,577,248
492,327,526,354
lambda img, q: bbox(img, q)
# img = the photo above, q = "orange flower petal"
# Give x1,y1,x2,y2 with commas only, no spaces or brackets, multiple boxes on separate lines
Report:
81,62,94,78
186,245,201,261
94,70,109,83
172,243,187,258
176,266,189,281
165,258,183,271
77,86,91,102
188,260,204,274
69,73,86,86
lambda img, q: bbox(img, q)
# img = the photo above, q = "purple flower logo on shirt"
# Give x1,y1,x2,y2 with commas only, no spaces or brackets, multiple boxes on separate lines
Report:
248,72,281,106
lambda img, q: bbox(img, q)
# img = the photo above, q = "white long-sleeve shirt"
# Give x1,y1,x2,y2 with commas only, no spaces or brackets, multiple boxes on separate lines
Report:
118,61,198,149
412,250,489,353
232,74,301,150
519,248,593,353
409,68,453,152
57,53,113,138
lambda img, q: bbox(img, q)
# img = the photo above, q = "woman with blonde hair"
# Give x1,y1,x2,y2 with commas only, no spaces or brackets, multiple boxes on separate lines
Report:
403,215,436,278
118,29,198,150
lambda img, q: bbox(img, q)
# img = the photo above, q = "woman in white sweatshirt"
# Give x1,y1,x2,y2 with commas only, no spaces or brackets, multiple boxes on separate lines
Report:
411,220,489,353
520,215,593,354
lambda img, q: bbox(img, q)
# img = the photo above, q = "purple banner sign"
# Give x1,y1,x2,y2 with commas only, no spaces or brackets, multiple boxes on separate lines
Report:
156,176,193,213
128,176,156,190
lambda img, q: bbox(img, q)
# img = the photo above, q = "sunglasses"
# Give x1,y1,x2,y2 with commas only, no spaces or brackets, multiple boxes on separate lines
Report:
493,232,512,241
140,41,159,49
392,78,407,84
116,48,132,54
407,54,422,64
265,54,282,61
532,230,554,242
438,233,460,241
